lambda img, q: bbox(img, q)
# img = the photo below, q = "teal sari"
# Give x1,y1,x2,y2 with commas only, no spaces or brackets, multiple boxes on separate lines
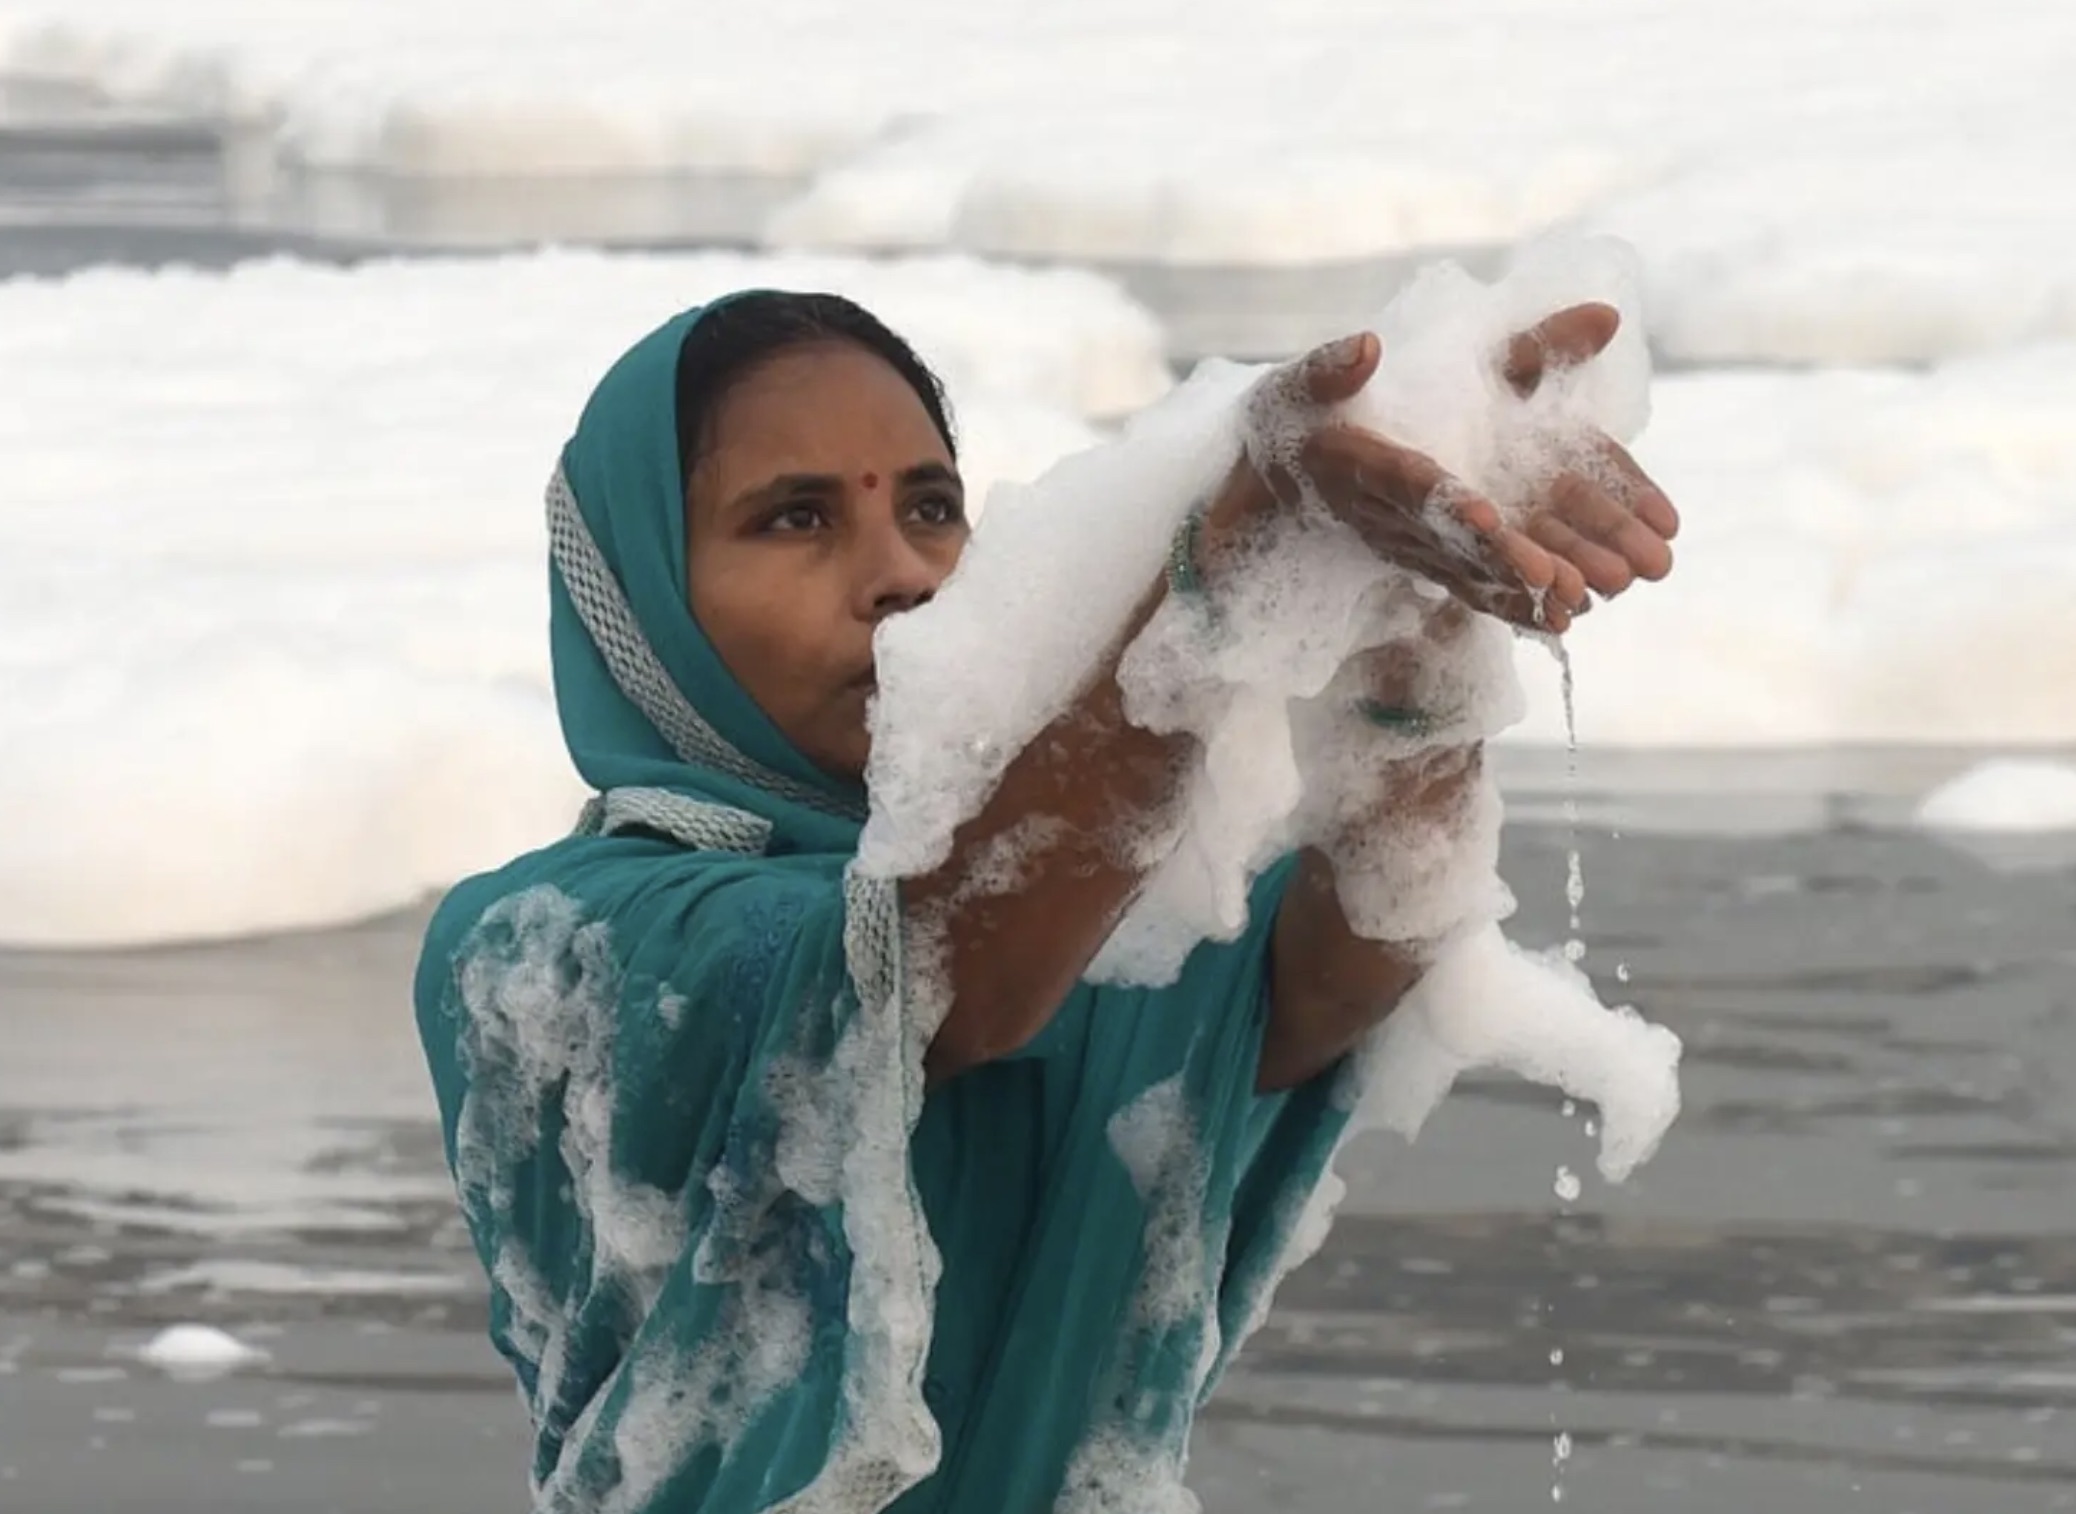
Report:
414,299,1359,1513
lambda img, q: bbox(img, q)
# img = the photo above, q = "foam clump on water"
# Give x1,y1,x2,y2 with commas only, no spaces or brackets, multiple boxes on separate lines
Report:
137,1323,268,1381
1914,758,2076,833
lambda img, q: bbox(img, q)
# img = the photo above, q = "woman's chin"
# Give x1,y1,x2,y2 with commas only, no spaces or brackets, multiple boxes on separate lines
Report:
815,724,873,788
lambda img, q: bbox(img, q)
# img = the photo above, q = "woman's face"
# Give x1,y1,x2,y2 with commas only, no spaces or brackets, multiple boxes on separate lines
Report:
686,340,968,782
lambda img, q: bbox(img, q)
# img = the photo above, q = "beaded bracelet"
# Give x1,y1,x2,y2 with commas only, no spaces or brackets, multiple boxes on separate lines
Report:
1166,507,1209,601
1356,699,1438,737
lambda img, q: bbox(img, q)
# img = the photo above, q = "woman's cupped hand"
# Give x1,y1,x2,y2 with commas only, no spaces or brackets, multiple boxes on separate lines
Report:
1208,304,1681,635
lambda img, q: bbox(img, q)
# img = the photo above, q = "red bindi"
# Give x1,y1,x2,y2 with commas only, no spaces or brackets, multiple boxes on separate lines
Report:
860,471,880,490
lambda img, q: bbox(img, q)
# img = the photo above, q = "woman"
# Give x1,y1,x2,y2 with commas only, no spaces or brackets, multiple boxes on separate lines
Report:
415,290,1676,1514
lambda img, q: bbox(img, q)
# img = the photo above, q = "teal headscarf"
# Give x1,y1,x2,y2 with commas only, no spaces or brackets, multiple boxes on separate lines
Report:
547,295,866,854
419,298,947,1511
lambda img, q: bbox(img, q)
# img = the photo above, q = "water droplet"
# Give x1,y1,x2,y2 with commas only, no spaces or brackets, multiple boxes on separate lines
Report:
1554,1167,1581,1203
1560,1099,1577,1119
1553,638,1585,956
1549,1347,1565,1367
1614,961,1631,983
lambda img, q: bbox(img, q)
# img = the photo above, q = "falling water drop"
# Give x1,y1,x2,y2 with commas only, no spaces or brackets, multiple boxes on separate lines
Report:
1554,639,1585,964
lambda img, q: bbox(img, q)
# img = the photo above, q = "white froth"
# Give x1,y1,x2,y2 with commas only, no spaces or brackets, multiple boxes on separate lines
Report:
1357,924,1683,1182
1105,1078,1215,1338
7,1,2072,364
1094,243,1639,979
592,1285,816,1514
0,250,1156,948
137,1323,268,1380
859,360,1254,881
454,886,685,1426
852,242,1685,1312
860,243,1683,1201
1509,345,2076,749
7,240,2061,949
1056,1077,1218,1514
456,877,938,1510
1915,760,2076,834
1331,237,1652,512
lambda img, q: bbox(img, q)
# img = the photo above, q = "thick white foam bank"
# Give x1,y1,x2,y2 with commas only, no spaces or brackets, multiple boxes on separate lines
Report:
2,0,2072,364
0,250,1150,947
4,249,2069,946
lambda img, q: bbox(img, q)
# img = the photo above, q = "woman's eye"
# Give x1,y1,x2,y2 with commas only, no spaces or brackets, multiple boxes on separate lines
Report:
912,492,965,527
765,501,826,534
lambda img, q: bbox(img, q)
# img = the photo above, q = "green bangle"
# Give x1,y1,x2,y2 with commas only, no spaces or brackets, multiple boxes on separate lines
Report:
1357,699,1437,737
1167,507,1208,601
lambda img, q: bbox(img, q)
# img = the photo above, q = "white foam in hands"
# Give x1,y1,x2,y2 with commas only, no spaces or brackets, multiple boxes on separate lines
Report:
866,238,1683,1177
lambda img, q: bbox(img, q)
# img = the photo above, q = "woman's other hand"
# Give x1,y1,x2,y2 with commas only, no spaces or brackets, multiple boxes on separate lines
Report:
1203,305,1681,633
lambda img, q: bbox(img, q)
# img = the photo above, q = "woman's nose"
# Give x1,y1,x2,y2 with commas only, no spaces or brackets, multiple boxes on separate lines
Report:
855,520,941,622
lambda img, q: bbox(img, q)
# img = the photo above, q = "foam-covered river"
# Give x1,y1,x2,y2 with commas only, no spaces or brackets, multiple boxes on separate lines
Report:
5,74,2075,1509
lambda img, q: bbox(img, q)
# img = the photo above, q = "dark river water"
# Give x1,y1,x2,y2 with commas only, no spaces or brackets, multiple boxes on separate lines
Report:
3,771,2072,1514
4,100,2074,1514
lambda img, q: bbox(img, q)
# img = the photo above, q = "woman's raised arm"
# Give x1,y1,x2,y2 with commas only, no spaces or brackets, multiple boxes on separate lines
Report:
908,310,1678,1087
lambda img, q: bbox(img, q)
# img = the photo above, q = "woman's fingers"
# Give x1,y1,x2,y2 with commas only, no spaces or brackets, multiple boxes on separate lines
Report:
1306,425,1596,626
1544,551,1589,618
1528,512,1636,597
1590,436,1682,550
1547,464,1676,583
1308,426,1505,535
1502,303,1621,397
1296,331,1381,406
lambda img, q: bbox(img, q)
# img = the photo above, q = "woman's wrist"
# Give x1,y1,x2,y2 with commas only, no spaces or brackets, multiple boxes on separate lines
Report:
1173,455,1278,601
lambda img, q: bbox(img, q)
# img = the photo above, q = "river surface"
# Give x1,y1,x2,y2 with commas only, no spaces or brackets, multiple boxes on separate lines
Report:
4,753,2073,1513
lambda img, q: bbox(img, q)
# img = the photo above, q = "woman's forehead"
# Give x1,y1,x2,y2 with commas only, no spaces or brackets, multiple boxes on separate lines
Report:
704,345,952,476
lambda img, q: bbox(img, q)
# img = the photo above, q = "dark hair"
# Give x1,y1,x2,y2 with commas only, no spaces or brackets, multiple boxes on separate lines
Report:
674,290,958,487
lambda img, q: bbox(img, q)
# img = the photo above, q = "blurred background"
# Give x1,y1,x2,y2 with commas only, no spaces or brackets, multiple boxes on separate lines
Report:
1,2,2072,1509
